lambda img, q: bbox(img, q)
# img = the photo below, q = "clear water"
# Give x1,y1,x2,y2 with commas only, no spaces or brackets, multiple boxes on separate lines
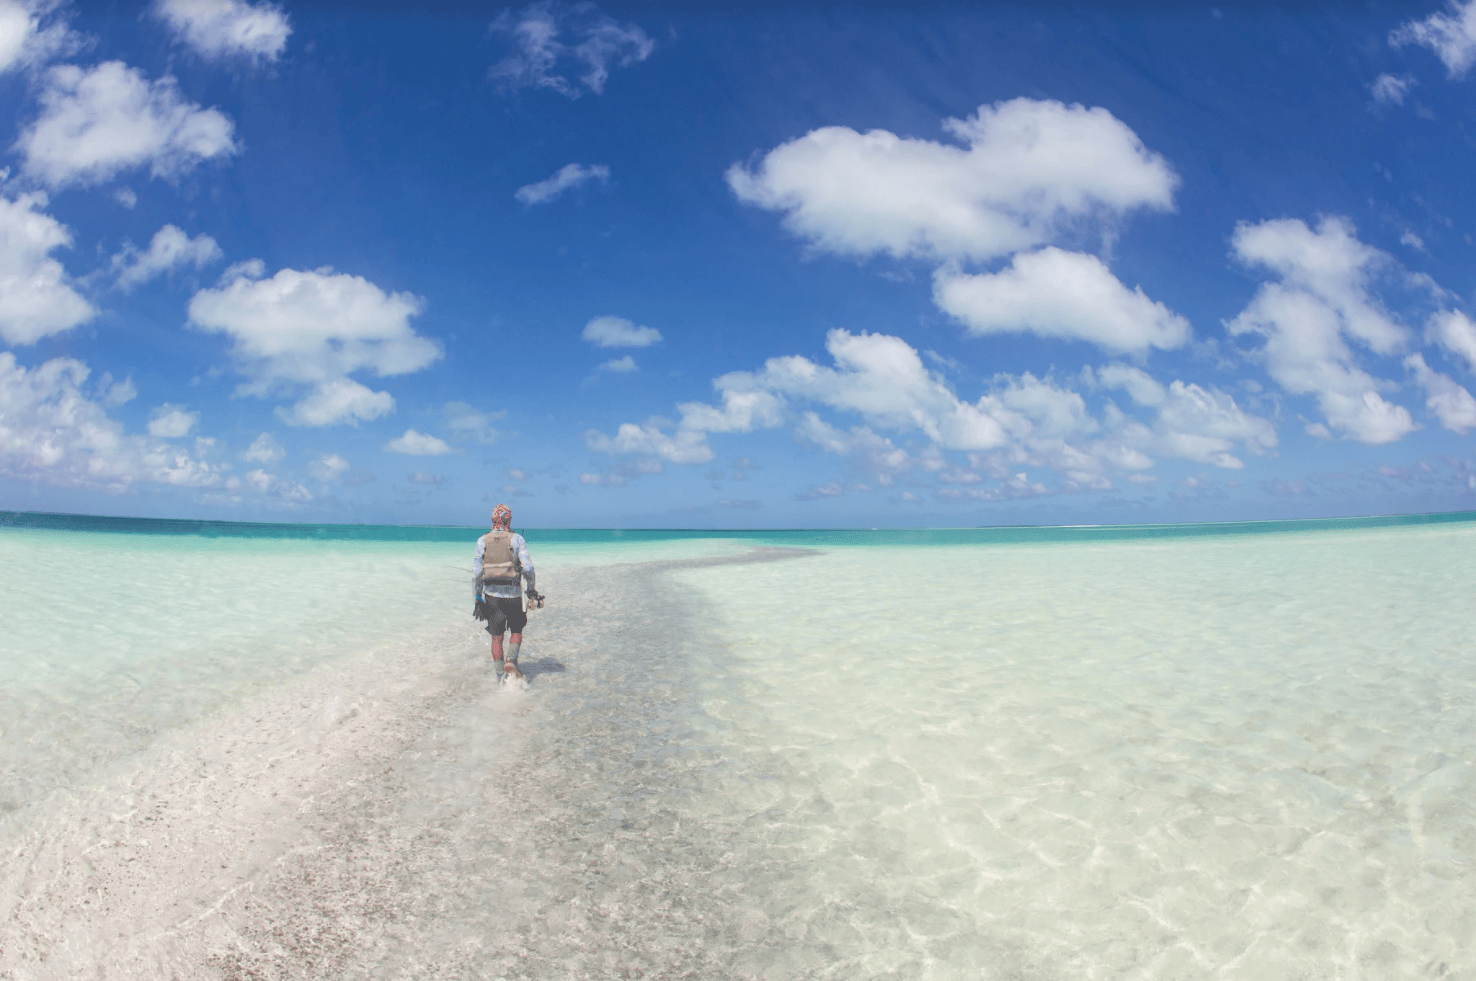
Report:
0,511,1473,979
0,524,751,814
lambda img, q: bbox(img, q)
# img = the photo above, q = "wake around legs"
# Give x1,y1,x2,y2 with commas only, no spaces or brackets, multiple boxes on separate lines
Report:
491,628,524,681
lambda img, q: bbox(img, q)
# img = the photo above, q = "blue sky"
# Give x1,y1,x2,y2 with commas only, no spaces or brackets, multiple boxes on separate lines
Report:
5,0,1476,528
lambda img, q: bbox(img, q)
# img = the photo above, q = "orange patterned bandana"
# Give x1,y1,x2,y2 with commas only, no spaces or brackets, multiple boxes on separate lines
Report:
491,504,512,529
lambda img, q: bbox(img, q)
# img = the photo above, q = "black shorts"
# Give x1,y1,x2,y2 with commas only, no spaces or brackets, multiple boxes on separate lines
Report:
477,596,527,636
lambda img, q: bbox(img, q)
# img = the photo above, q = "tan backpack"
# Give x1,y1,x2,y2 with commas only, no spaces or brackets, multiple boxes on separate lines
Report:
478,530,521,585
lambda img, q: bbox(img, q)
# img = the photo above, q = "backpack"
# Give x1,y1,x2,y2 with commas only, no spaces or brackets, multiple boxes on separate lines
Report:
479,530,521,585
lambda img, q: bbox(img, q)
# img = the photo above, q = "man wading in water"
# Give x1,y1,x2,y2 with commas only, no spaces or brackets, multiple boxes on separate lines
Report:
473,504,543,682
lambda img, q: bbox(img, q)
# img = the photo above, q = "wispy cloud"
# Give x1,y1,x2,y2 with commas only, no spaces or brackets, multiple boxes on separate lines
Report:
515,162,609,205
1392,0,1476,77
1370,73,1414,105
154,0,291,63
111,225,222,291
383,429,454,456
443,401,503,444
582,315,661,348
599,355,637,373
489,1,653,97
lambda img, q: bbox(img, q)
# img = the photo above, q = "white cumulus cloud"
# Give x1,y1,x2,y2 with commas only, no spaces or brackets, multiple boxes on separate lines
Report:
1392,0,1476,77
754,330,1009,450
187,265,439,426
1139,380,1278,470
308,453,350,482
1405,353,1476,433
584,423,712,464
99,373,136,407
0,361,306,505
275,377,394,427
18,61,238,189
1427,308,1476,372
1232,216,1406,354
974,369,1274,482
794,415,916,486
1094,362,1166,407
147,403,198,438
515,162,609,205
490,1,653,97
188,265,434,383
1227,216,1416,445
726,98,1177,263
0,192,95,345
0,353,227,492
241,431,283,463
933,247,1191,353
154,0,291,62
382,428,453,456
232,468,310,503
587,329,1014,473
582,315,660,348
0,0,80,74
589,328,1275,492
111,224,222,291
587,329,1013,474
0,0,37,72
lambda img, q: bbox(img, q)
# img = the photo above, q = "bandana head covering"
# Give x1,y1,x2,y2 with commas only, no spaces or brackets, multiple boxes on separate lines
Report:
491,504,512,530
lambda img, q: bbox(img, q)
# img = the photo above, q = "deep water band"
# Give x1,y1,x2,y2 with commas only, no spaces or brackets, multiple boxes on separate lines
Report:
4,508,1476,546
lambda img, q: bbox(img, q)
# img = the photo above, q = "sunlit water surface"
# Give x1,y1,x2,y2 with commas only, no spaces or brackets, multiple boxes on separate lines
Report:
1,515,1473,980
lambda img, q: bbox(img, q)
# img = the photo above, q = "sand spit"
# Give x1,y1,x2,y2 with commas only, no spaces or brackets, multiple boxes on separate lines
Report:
0,612,482,979
1,549,816,981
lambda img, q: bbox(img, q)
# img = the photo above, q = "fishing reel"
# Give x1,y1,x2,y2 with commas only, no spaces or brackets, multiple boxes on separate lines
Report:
527,590,546,609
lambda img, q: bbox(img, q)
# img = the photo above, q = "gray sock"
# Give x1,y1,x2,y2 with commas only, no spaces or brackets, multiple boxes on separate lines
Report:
506,641,520,667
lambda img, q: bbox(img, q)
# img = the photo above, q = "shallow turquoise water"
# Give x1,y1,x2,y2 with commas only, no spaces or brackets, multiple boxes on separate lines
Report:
674,522,1476,977
1,510,1473,978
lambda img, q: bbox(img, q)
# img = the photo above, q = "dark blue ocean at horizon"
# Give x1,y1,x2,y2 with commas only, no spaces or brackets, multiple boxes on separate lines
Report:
4,505,1476,546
